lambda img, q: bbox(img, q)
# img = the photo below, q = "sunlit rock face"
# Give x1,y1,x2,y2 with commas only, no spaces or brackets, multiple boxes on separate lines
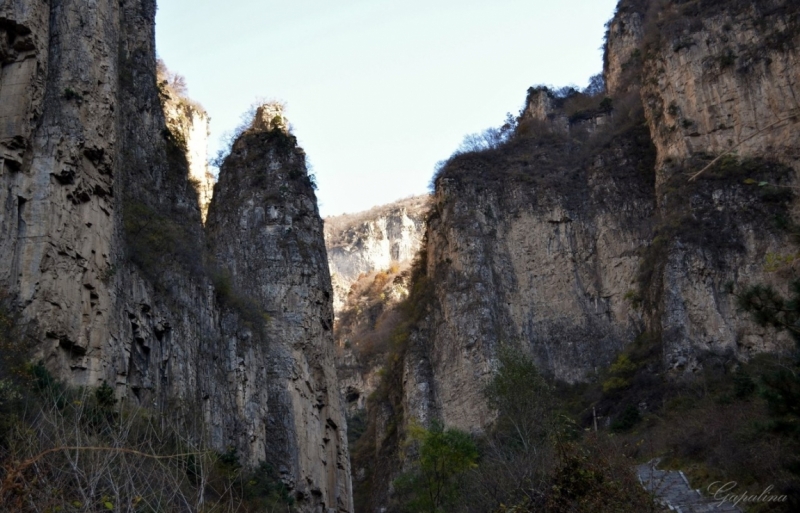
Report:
0,2,353,511
251,101,290,133
323,196,429,432
616,0,799,369
604,0,644,96
159,74,214,222
325,195,429,313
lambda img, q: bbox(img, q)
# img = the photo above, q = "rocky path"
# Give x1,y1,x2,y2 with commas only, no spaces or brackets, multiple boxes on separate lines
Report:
637,460,742,512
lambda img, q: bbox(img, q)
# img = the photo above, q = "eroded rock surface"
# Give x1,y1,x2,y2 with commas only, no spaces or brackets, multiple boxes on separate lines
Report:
0,2,353,511
206,110,352,512
325,195,428,313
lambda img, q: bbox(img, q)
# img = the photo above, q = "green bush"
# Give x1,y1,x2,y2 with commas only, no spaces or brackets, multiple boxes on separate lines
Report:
393,420,478,513
62,87,82,101
485,346,555,449
733,370,756,399
610,405,641,432
602,354,638,393
0,295,30,449
602,376,632,394
239,462,296,510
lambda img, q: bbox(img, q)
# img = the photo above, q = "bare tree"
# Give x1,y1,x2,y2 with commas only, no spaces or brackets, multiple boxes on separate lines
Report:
0,383,245,512
156,58,188,96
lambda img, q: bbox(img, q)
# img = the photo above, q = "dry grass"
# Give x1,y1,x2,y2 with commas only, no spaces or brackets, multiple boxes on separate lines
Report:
335,266,410,367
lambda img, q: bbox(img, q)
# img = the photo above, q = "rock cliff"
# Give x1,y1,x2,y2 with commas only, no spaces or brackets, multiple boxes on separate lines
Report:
616,0,799,371
0,2,352,511
410,0,798,429
325,196,428,313
351,0,799,508
206,106,352,511
158,61,215,222
323,197,427,423
418,123,658,429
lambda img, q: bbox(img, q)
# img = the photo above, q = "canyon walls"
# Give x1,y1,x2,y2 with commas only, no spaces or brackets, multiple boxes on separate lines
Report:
350,1,799,508
409,0,799,428
0,1,353,511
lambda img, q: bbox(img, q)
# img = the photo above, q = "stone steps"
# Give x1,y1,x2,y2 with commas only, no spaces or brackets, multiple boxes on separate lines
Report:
637,460,742,513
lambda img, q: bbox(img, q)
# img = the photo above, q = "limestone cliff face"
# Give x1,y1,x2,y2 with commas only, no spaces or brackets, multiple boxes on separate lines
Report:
325,195,428,313
158,69,214,222
617,0,799,370
640,2,800,169
0,0,214,426
414,126,656,430
205,110,352,512
404,0,799,431
352,3,798,506
0,2,353,511
605,0,800,170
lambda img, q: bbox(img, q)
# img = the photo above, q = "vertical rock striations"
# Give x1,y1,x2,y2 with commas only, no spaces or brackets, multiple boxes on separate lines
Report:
0,2,354,511
353,1,798,508
418,121,657,429
1,0,123,385
206,106,352,512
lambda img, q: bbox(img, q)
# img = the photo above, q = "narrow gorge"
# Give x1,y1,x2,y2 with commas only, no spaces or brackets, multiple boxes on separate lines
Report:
334,0,800,511
1,0,799,512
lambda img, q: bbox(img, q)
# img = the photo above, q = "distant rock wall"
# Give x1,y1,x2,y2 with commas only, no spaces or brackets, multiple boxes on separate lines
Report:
325,195,428,313
324,197,428,429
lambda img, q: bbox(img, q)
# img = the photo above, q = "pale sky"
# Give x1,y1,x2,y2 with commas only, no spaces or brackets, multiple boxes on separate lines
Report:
155,0,619,216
